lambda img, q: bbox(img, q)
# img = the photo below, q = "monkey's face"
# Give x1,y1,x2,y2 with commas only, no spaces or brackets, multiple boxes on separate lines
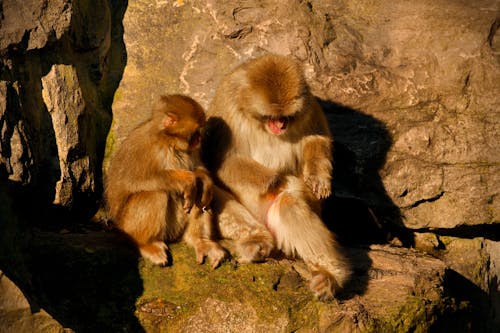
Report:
168,114,205,150
154,94,206,150
241,55,307,136
249,92,305,137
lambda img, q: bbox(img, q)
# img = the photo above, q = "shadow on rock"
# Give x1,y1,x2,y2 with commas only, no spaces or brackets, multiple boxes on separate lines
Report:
0,177,144,332
319,100,414,298
28,230,145,333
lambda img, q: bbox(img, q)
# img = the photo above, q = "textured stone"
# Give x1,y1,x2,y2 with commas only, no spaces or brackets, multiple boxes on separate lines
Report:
0,270,71,333
0,81,33,183
8,231,458,332
0,0,71,50
0,0,116,215
41,64,93,207
110,0,500,230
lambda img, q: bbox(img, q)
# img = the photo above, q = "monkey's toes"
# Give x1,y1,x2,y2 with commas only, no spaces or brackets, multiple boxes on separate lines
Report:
208,246,227,269
237,237,274,263
305,176,331,200
309,271,340,301
194,242,227,268
139,241,169,266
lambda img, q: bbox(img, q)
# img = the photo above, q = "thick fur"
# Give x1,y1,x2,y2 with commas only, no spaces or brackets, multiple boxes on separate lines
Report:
106,94,225,268
203,54,350,299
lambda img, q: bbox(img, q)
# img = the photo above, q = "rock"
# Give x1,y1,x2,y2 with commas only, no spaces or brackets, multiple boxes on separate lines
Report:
0,0,71,50
0,81,33,184
1,230,466,332
0,270,70,333
485,240,500,329
104,1,499,329
110,0,499,231
0,0,121,216
41,64,94,207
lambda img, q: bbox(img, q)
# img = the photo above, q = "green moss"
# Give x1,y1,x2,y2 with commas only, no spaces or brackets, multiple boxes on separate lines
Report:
136,243,316,329
102,119,116,172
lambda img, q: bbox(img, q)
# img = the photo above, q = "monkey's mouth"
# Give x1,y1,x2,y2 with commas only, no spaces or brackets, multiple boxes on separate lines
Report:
266,117,289,135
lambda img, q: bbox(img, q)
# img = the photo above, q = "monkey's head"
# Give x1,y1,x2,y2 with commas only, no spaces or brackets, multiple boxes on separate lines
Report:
239,54,310,136
153,94,206,149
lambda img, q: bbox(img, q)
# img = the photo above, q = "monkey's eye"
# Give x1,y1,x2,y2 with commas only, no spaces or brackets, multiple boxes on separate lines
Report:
189,129,202,147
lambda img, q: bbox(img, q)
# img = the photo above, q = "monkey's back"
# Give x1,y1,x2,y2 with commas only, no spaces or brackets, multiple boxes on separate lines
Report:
105,121,194,221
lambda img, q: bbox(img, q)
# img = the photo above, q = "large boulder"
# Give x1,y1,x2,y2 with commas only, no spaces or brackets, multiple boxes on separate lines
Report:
111,0,499,231
0,0,122,216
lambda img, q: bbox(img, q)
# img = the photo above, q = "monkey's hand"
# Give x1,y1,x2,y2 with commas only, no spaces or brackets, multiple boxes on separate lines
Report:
304,175,332,200
194,168,213,209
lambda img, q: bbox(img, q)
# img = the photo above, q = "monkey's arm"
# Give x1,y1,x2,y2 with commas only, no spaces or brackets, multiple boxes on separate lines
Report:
217,155,283,196
302,135,333,200
129,169,197,211
194,167,213,209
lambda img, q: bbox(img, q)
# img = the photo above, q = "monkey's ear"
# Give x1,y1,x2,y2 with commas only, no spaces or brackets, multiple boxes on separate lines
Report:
163,113,178,128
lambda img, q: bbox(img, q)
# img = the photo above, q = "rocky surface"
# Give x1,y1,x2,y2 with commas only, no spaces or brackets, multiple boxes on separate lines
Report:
0,0,123,215
0,230,475,332
111,0,499,231
0,0,499,331
0,270,71,333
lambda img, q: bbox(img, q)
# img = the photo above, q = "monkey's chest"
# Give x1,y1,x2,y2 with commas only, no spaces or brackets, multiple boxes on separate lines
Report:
250,141,299,173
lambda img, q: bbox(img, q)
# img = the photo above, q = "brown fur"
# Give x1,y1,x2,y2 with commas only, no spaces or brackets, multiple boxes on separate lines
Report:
105,94,225,267
203,54,350,300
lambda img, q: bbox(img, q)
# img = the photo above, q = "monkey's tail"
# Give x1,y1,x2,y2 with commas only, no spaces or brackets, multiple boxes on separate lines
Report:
266,179,350,287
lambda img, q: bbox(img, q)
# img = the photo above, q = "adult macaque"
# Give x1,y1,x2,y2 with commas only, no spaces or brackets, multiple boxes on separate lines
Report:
203,54,350,299
105,94,225,268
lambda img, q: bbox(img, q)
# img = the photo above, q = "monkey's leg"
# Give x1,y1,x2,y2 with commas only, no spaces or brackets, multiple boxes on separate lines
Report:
266,180,351,300
211,187,275,263
120,191,169,265
183,207,226,269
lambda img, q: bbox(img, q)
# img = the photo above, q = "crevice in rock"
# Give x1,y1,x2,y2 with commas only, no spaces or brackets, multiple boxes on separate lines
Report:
272,275,281,291
487,18,499,48
413,223,500,241
406,191,444,209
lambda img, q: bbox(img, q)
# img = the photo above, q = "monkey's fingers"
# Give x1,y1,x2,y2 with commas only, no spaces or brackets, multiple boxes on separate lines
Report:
304,175,332,200
309,271,338,301
183,200,193,213
207,245,226,269
183,192,195,213
194,241,227,268
195,251,205,265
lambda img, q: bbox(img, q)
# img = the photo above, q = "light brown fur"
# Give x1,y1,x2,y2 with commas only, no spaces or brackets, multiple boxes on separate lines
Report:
105,94,225,268
203,54,350,299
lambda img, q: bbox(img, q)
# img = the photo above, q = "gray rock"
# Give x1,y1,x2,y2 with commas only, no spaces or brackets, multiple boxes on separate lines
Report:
41,64,93,207
0,270,71,333
0,0,71,50
110,0,500,230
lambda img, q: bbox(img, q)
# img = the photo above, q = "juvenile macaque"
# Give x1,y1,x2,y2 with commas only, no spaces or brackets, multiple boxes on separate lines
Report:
203,54,350,299
105,94,225,268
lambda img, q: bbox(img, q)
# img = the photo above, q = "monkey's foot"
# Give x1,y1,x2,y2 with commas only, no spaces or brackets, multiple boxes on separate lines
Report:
309,270,340,301
139,241,169,266
236,235,274,263
194,241,227,269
